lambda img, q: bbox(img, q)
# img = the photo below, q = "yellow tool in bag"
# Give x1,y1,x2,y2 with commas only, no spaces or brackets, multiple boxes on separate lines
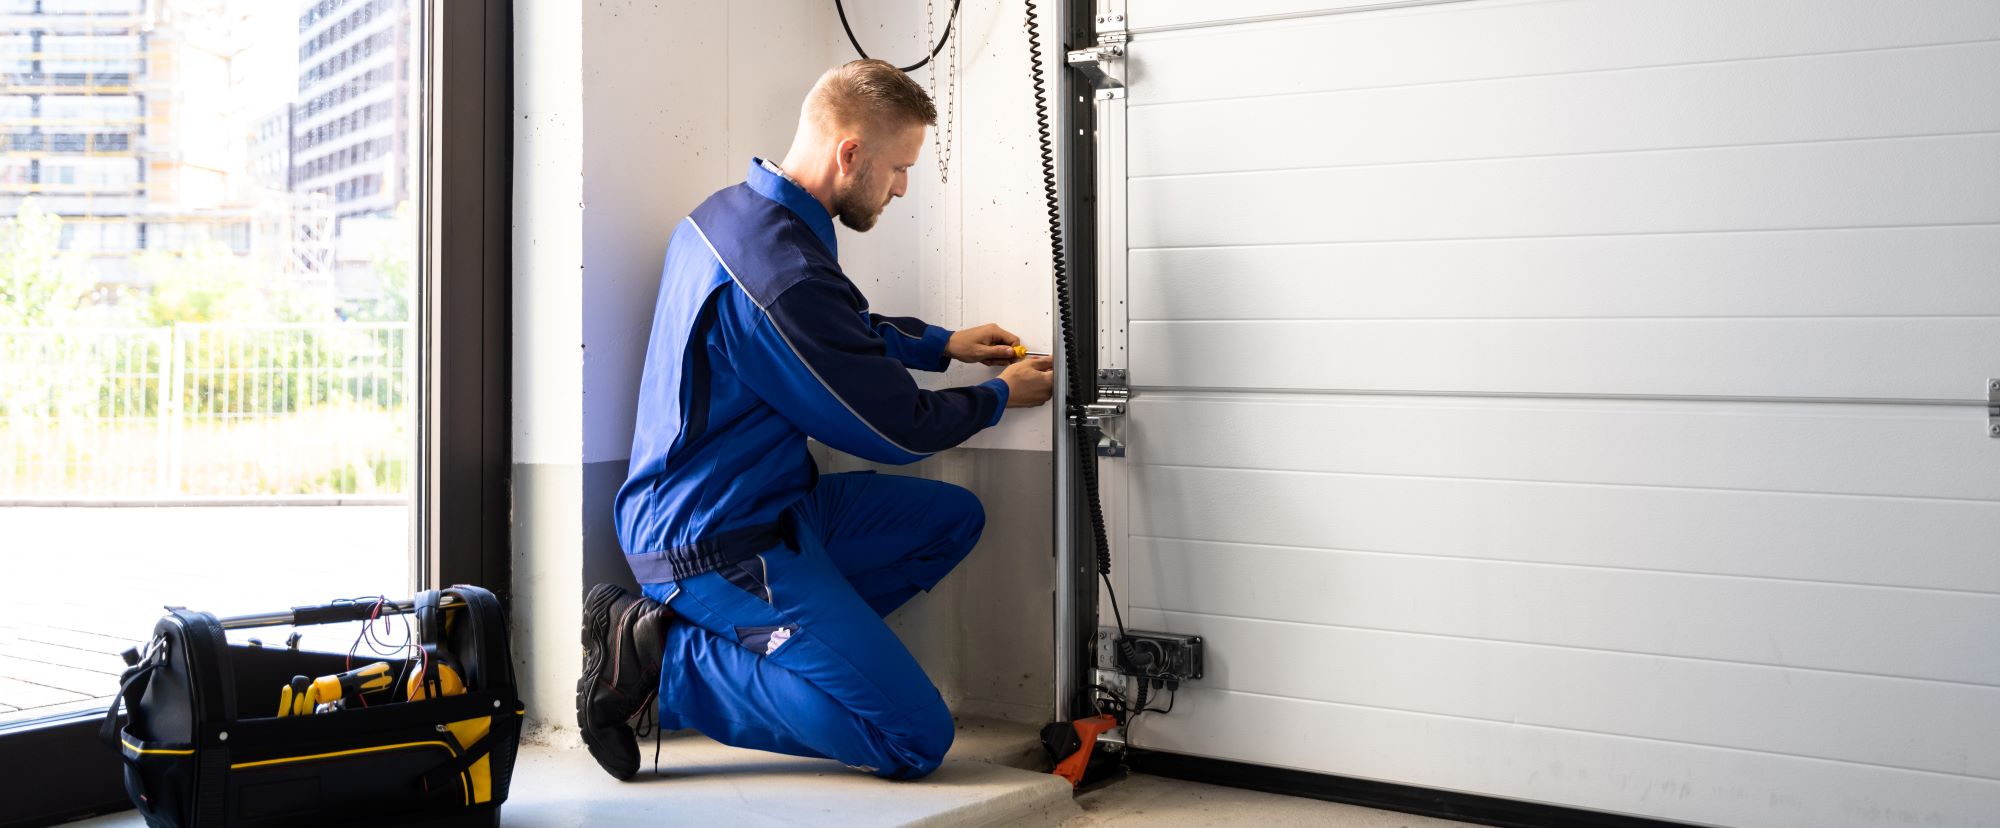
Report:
276,661,396,717
104,585,524,827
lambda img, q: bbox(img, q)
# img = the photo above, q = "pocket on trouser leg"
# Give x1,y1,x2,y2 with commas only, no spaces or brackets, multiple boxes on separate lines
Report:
733,624,799,657
720,554,775,603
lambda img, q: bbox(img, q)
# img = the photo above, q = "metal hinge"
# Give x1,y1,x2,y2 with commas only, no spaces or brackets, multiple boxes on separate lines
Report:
1081,368,1128,457
1068,11,1127,100
1988,378,1999,438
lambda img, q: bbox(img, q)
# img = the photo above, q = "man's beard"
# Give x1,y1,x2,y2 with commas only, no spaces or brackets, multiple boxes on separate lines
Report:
832,167,887,232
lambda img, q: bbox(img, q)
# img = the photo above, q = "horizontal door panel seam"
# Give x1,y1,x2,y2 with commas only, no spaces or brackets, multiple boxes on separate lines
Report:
1126,534,2000,598
1129,221,2000,251
1126,388,1985,406
1150,686,2000,785
1130,37,2000,107
1133,463,2000,503
1131,129,2000,181
1134,606,2000,689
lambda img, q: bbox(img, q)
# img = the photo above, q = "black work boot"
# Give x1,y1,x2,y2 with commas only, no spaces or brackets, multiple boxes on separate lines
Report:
577,583,672,780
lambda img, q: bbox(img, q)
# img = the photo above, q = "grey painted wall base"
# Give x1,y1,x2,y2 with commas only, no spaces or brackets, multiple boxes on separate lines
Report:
817,446,1057,725
582,458,639,596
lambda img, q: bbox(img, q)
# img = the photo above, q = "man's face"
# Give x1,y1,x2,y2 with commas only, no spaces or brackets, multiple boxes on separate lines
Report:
832,122,925,232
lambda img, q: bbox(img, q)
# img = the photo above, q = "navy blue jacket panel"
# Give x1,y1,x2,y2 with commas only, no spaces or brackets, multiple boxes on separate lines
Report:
615,159,1010,584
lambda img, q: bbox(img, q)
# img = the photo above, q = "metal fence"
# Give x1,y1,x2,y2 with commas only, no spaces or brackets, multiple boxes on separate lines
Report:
0,323,412,499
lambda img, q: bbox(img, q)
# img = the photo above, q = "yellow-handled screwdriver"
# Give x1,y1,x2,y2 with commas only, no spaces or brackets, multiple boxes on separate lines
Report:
277,675,312,717
276,662,395,717
312,661,395,706
1010,345,1050,361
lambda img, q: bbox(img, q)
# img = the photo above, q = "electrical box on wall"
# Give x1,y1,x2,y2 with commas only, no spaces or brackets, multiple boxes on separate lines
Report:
1097,626,1204,687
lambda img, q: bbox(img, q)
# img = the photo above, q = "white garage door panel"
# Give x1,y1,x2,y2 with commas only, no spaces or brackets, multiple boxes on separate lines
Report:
1132,41,2000,179
1127,0,2000,105
1128,0,1397,31
1130,395,1998,514
1128,609,2000,780
1132,689,2000,828
1127,539,2000,685
1131,134,2000,249
1128,465,2000,611
1106,0,2000,822
1129,318,1997,401
1130,227,2000,320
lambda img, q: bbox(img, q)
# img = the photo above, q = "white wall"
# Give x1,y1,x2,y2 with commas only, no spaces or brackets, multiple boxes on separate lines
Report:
509,0,587,742
573,0,1059,461
844,0,1061,452
511,0,583,468
511,0,1063,737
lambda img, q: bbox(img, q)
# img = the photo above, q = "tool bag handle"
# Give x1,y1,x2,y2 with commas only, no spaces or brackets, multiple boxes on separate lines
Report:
98,648,160,749
440,585,516,699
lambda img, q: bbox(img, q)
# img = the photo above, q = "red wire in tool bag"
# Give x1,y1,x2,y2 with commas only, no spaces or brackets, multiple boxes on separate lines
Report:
338,595,416,707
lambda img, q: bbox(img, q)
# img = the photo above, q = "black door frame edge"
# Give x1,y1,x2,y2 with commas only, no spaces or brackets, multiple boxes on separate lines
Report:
1128,751,1700,828
421,0,514,598
0,714,122,828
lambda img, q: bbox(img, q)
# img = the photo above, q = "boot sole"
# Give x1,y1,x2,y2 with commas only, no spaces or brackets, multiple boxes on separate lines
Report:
577,583,639,780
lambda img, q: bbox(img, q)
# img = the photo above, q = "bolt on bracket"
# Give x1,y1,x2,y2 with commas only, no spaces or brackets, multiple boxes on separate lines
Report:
1988,378,1999,438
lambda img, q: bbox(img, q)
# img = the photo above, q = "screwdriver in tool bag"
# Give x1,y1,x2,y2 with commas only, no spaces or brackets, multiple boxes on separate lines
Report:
278,675,312,717
277,661,395,717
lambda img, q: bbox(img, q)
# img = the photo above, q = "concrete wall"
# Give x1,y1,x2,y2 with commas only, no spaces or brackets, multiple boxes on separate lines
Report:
511,0,1062,741
510,0,586,741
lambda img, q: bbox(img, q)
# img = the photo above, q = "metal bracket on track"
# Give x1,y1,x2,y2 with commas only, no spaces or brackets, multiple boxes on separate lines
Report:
1988,378,1999,438
1068,7,1128,100
1079,368,1128,457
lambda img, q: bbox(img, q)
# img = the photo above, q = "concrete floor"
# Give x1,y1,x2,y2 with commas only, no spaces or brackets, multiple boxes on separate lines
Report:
1066,774,1476,828
65,716,1476,828
70,718,1082,828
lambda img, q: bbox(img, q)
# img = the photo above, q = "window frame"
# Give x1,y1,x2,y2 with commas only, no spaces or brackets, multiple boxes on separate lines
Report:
0,0,511,821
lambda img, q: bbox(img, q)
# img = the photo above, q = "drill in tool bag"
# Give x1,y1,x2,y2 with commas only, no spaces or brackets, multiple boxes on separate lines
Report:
276,660,395,716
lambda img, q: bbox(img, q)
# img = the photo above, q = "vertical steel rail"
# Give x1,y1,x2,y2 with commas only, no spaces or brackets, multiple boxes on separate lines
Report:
1051,0,1103,722
1049,0,1078,723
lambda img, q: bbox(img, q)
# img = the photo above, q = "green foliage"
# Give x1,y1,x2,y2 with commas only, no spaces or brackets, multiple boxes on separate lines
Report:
0,200,97,328
1,200,416,497
137,240,336,327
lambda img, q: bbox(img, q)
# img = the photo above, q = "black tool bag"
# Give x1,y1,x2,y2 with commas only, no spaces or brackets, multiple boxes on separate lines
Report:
102,585,525,827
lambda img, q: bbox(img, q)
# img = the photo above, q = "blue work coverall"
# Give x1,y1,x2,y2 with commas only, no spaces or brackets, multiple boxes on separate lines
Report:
612,158,1011,778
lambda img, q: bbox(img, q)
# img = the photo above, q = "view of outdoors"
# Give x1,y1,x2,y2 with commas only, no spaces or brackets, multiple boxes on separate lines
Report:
0,0,418,725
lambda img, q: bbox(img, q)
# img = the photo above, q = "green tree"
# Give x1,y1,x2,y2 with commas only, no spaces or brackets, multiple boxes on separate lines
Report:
137,240,335,326
0,200,96,328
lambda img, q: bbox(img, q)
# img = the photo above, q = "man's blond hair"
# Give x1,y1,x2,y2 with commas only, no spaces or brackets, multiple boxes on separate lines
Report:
806,59,937,136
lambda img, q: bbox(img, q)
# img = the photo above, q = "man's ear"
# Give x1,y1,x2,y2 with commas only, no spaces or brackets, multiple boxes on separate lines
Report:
835,137,862,177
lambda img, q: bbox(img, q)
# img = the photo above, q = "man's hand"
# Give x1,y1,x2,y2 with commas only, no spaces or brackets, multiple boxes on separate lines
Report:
948,323,1021,366
999,356,1055,408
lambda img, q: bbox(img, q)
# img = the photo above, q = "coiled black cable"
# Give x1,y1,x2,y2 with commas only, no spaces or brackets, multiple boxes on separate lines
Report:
834,0,965,73
1023,0,1152,702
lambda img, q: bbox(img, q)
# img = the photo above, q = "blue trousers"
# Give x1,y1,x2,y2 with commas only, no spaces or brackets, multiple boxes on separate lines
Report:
640,471,984,779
